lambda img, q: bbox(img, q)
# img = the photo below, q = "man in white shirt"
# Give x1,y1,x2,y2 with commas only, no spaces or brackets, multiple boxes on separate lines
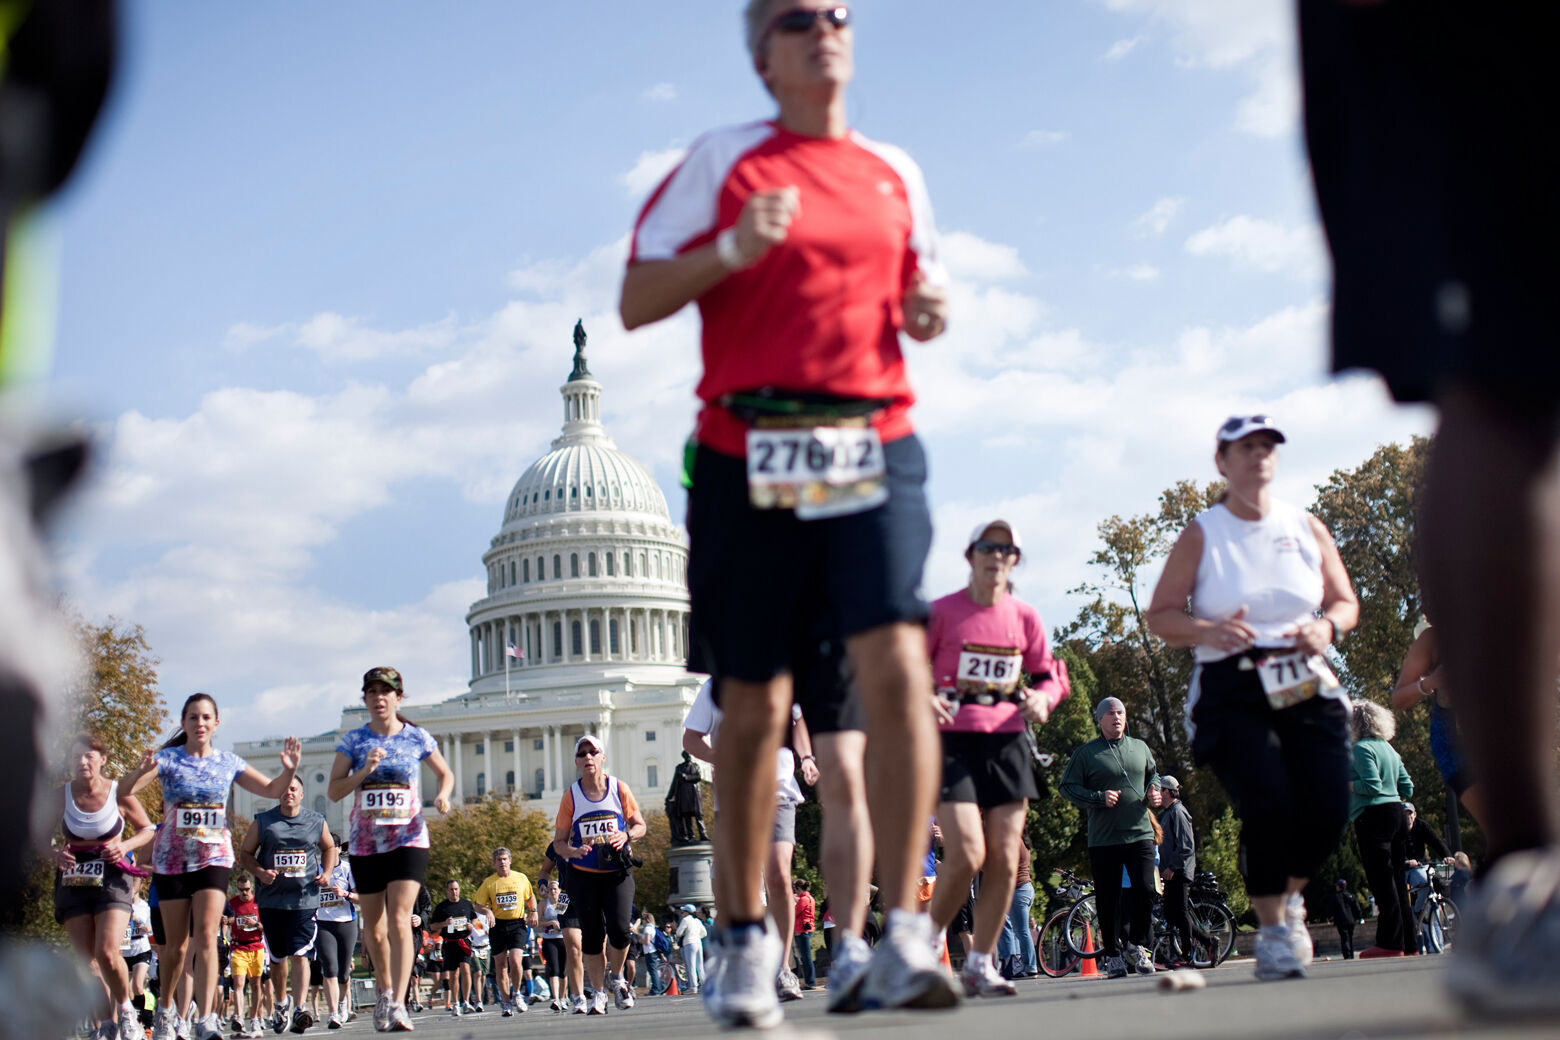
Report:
675,905,708,994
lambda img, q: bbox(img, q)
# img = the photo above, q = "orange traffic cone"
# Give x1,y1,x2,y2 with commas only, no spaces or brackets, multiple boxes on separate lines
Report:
665,969,680,996
1079,922,1099,977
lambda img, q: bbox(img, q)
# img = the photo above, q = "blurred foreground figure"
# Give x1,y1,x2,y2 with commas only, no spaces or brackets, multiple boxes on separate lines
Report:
0,2,117,1039
1300,0,1560,1017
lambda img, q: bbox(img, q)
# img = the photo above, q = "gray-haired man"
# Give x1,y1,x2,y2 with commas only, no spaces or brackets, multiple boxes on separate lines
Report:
1157,775,1197,966
1060,697,1161,977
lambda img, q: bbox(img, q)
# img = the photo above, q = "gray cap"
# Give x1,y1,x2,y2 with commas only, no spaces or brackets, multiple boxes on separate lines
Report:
1094,696,1125,721
1158,774,1180,793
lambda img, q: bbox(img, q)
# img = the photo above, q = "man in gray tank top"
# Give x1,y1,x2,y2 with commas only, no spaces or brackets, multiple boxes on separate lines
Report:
239,774,335,1036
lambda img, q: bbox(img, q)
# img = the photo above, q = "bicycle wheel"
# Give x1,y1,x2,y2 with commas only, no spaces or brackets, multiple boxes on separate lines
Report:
1189,900,1236,967
1064,895,1102,958
1433,899,1459,952
1037,910,1080,977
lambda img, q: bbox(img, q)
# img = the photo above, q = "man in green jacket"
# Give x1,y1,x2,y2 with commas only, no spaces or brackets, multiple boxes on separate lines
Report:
1060,697,1162,978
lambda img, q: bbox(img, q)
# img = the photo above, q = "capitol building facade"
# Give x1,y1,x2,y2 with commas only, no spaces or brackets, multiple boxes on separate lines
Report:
233,334,706,833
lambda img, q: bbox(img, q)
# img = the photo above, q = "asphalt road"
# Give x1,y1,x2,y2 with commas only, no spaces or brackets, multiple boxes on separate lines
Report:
308,955,1556,1040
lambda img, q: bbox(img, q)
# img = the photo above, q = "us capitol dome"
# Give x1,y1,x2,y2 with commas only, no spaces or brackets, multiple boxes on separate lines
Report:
233,325,705,828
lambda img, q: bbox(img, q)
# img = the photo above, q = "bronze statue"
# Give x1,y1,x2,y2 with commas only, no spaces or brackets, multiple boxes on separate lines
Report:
569,318,592,381
665,751,708,844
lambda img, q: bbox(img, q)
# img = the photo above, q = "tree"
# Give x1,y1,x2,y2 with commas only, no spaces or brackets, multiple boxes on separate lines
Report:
62,615,169,819
425,796,553,894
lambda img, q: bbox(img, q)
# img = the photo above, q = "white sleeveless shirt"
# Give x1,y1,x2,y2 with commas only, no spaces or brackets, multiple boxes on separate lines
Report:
1191,500,1324,663
64,780,122,840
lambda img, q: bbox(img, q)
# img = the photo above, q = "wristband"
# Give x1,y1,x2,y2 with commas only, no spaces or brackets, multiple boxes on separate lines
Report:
715,227,748,271
1325,617,1339,644
800,755,816,764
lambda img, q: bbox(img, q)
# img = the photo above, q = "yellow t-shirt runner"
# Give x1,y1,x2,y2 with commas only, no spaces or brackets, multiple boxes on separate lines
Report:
474,871,534,922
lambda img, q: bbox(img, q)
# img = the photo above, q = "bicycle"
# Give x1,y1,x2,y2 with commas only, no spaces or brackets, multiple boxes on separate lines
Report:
1065,870,1237,968
1037,868,1093,977
1408,862,1460,954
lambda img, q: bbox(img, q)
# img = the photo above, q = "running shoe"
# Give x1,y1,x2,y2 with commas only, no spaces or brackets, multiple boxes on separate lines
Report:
570,994,588,1015
387,1004,414,1032
776,967,804,1002
96,1022,117,1040
500,1000,513,1017
326,1012,342,1030
613,976,635,1010
1448,847,1560,1017
118,1006,142,1040
229,1015,244,1035
1104,954,1128,979
550,998,564,1013
1125,944,1156,975
512,992,527,1013
193,1014,224,1040
177,1015,193,1040
151,1004,178,1040
589,989,609,1015
959,953,1016,998
447,1003,460,1018
825,934,873,1014
705,922,782,1029
1285,891,1314,967
288,1008,312,1034
858,910,960,1011
372,991,391,1033
467,1000,481,1013
272,1002,291,1034
1253,925,1306,980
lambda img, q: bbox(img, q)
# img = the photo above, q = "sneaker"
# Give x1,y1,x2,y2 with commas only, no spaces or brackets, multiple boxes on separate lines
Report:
613,976,635,1010
229,1015,244,1035
1254,925,1307,980
1125,944,1156,976
325,1012,341,1030
589,989,609,1015
500,1001,513,1017
467,1001,481,1014
776,967,804,1002
1448,847,1560,1017
372,992,392,1033
826,935,873,1014
570,995,588,1015
448,1003,460,1018
177,1015,193,1040
705,923,783,1029
959,953,1017,997
1285,892,1314,967
193,1014,224,1040
152,1005,178,1040
118,1006,142,1040
512,994,527,1013
550,998,564,1013
272,1003,291,1035
858,910,960,1011
288,1008,313,1034
387,1004,414,1032
1104,954,1128,979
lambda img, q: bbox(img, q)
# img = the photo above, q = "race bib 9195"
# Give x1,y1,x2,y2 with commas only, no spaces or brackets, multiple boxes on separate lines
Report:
358,783,414,826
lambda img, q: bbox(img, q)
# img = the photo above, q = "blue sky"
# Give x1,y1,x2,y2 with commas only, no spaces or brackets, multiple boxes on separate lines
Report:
44,0,1432,745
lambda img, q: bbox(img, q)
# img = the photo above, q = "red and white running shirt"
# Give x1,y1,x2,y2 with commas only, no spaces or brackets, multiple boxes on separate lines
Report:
629,120,946,458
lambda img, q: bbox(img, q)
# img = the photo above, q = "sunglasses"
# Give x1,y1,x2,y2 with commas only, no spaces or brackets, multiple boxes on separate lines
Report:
767,6,851,39
1220,414,1272,434
575,747,600,758
971,540,1019,558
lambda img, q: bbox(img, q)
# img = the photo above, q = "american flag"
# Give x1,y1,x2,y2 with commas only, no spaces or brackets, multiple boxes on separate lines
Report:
506,641,524,660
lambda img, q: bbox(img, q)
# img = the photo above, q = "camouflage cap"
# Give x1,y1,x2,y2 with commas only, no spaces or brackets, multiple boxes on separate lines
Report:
362,666,403,693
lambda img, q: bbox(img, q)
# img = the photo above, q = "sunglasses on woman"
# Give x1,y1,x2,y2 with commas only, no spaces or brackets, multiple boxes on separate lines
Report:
972,540,1019,558
767,6,851,38
576,748,600,758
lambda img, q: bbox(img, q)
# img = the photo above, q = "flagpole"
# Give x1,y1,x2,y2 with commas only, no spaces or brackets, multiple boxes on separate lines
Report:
505,645,511,701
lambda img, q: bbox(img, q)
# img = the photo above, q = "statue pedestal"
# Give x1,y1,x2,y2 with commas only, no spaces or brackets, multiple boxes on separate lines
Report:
665,842,715,908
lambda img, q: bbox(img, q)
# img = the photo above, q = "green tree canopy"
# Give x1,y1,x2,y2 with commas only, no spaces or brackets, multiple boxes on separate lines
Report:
425,796,553,895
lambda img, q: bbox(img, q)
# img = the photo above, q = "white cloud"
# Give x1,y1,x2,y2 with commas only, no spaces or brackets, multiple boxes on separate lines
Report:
1018,129,1069,149
1102,35,1146,60
1184,215,1325,279
1110,264,1160,281
640,82,677,103
619,146,686,198
941,230,1028,282
1132,195,1184,236
222,321,288,352
294,312,461,361
1097,0,1297,137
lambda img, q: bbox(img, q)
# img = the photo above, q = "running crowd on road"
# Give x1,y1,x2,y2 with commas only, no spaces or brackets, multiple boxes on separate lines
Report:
44,1,1560,1036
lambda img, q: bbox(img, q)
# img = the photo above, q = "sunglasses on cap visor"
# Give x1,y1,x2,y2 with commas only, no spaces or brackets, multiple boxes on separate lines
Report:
1220,415,1273,435
971,540,1019,557
767,6,851,38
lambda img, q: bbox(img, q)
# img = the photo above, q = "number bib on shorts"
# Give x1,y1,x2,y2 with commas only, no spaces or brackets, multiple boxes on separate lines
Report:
955,644,1024,702
496,892,519,911
1256,651,1341,710
62,858,105,888
446,916,468,934
175,802,226,843
273,848,309,879
577,812,621,846
745,425,886,520
358,783,414,826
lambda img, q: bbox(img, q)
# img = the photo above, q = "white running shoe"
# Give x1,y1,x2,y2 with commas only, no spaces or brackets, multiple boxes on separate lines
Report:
387,1004,414,1032
192,1013,223,1040
176,1014,192,1040
1448,847,1560,1017
613,976,635,1010
372,991,391,1033
826,934,873,1014
959,952,1017,997
776,967,804,1002
570,994,588,1014
705,923,783,1029
150,1004,177,1040
512,992,527,1014
858,909,960,1011
588,989,608,1015
249,1015,265,1038
1254,925,1307,980
448,1003,461,1018
500,1000,513,1017
117,1005,140,1040
326,1011,342,1030
1125,943,1156,976
1285,891,1314,967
